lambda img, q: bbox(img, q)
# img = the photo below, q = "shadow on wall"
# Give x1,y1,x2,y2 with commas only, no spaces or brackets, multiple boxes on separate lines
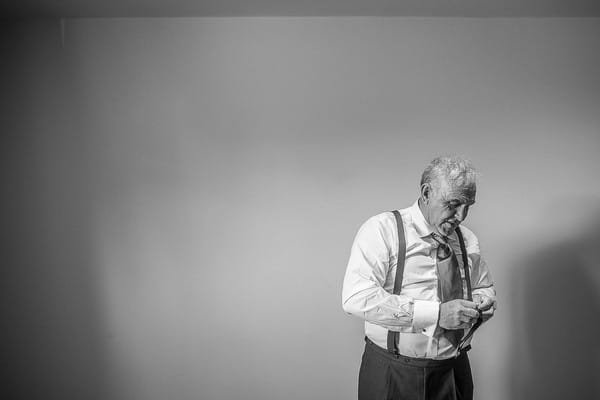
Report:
2,21,110,400
510,205,600,400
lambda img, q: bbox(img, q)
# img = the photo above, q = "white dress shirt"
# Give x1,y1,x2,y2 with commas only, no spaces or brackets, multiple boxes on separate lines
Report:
342,200,495,359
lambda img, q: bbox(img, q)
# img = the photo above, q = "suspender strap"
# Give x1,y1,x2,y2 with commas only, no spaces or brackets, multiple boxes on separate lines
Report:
386,217,474,354
387,210,406,354
455,227,473,301
456,227,483,350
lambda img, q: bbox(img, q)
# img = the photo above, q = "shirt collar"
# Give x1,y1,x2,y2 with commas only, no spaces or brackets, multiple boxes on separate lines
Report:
408,199,435,238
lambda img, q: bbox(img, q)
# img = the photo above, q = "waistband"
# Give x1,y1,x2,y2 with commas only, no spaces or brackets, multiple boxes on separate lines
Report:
364,337,469,368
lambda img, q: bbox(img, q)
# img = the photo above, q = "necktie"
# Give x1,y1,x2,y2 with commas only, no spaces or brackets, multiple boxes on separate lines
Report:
431,232,464,346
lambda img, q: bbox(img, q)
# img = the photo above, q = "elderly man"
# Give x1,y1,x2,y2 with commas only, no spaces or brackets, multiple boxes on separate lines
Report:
342,156,496,400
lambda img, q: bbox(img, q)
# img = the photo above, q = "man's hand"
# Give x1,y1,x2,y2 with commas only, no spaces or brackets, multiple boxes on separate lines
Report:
472,294,495,311
472,294,496,321
439,299,480,330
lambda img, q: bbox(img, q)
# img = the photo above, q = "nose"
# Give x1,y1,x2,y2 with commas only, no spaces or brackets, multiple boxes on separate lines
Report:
455,205,468,222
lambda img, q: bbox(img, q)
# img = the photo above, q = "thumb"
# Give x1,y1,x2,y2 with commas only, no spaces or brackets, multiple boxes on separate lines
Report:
478,296,494,311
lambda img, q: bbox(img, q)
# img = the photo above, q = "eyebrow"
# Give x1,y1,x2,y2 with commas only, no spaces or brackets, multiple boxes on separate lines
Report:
444,198,476,206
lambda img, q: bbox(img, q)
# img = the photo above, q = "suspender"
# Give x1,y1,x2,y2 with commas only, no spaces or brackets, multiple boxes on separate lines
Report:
387,211,406,353
456,226,483,350
387,210,472,354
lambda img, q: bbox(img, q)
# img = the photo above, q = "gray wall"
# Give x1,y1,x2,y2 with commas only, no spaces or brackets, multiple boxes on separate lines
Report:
4,17,600,400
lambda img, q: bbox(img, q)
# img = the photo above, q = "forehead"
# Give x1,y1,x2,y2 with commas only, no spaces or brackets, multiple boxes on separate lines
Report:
436,179,476,204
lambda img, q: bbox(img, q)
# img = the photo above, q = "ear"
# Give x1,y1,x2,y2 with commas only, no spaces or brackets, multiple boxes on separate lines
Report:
420,183,431,204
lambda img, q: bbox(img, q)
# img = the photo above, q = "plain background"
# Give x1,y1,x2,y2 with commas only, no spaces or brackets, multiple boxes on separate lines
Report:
3,17,600,400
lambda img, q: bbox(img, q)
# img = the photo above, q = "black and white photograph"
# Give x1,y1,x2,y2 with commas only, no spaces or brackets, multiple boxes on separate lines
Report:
3,2,600,400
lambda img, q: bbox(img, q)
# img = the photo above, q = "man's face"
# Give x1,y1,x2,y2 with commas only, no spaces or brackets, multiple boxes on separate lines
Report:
421,178,476,237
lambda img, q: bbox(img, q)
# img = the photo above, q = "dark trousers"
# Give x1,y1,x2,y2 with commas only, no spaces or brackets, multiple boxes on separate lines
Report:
358,338,473,400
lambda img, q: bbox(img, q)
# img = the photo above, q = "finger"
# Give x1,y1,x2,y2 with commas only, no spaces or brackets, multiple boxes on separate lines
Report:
459,300,478,309
461,308,480,318
448,322,471,330
457,321,474,329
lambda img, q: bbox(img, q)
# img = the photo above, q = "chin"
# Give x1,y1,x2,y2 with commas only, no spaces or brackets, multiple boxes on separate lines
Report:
440,225,456,236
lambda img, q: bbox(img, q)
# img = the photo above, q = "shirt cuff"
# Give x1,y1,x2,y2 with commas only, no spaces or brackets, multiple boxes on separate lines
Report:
413,299,439,337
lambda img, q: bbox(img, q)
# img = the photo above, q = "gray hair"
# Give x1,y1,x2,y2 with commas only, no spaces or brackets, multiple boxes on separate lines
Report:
420,155,478,192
